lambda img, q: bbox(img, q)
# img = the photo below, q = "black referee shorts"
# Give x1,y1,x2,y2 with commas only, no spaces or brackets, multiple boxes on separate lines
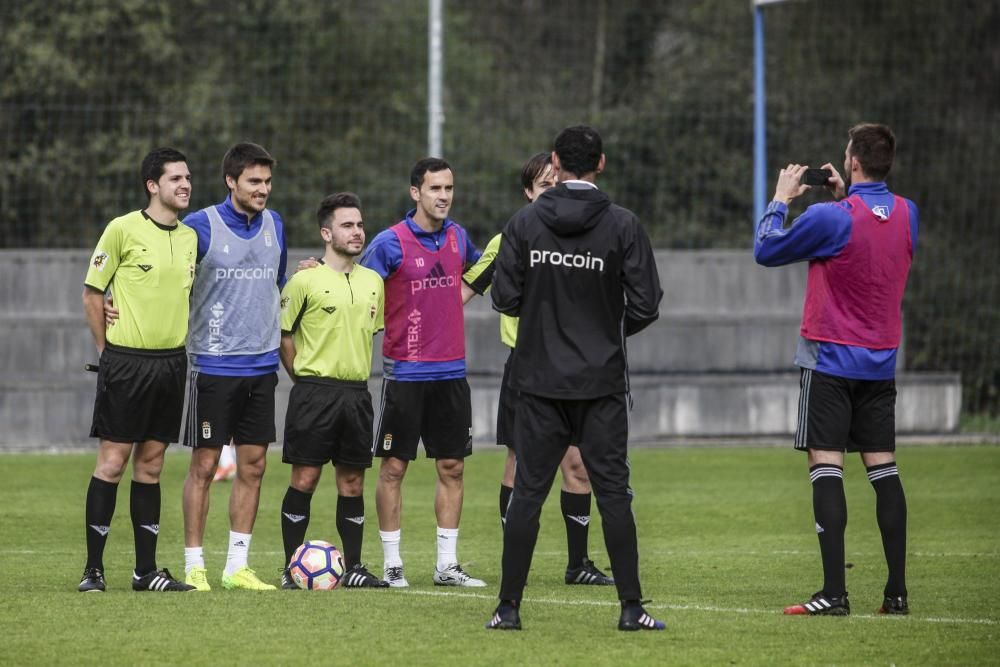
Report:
373,378,473,461
794,367,897,453
183,371,277,448
89,343,187,444
282,377,374,468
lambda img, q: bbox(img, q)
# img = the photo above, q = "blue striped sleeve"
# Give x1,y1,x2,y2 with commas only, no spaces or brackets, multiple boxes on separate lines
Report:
273,211,288,289
457,226,482,266
182,209,211,262
753,200,852,267
360,229,402,279
906,198,919,255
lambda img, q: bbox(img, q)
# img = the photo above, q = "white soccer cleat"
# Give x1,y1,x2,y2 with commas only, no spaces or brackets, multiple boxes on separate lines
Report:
213,445,237,482
383,565,409,588
433,563,486,587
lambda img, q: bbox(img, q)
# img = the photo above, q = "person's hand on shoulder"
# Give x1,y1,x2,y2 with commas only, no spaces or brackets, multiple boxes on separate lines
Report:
296,257,320,272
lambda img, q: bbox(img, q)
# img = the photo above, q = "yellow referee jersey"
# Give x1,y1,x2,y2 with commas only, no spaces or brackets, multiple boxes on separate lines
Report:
280,263,384,381
84,210,197,349
462,233,518,348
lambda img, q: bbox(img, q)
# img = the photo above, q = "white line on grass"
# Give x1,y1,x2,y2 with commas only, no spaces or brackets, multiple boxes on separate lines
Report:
401,589,999,626
4,548,994,626
770,550,996,558
258,548,1000,559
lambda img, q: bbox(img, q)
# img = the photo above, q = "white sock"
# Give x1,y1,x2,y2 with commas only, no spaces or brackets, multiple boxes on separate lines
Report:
184,546,204,574
380,529,402,568
436,527,459,571
224,531,252,576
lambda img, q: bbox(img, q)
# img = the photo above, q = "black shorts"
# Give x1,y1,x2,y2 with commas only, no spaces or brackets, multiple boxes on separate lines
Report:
90,343,187,444
794,368,896,453
512,392,630,501
496,353,517,447
282,378,374,468
183,371,277,448
373,378,473,461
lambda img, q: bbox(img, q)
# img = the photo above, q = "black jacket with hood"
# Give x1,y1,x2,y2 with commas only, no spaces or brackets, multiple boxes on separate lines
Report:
491,182,663,399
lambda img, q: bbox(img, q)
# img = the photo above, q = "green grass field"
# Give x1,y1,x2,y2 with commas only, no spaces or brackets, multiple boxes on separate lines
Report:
2,445,997,666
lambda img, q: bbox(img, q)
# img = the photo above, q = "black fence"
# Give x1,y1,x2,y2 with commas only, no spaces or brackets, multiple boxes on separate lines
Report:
1,0,996,418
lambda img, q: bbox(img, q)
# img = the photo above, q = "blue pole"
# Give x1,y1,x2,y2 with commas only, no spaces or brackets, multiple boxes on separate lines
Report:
753,4,766,224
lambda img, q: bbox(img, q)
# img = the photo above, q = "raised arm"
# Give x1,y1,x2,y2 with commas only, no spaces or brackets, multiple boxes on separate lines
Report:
753,164,851,267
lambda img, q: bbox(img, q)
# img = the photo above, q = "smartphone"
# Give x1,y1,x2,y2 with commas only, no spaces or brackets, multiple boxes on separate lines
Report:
802,168,832,186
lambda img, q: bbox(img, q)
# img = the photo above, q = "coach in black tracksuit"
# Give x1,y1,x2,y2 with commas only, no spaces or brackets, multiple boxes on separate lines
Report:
485,125,665,632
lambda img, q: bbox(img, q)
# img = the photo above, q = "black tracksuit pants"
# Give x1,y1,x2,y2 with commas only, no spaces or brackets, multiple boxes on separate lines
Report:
499,391,642,602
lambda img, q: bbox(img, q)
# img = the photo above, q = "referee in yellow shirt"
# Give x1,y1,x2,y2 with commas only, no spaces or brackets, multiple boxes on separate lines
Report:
79,148,199,593
277,192,389,588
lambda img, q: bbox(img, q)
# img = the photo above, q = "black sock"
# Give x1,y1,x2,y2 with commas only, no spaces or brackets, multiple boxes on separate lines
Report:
281,486,313,565
499,484,513,528
130,480,160,576
867,462,907,597
85,477,118,571
810,464,847,597
561,490,591,568
336,494,365,568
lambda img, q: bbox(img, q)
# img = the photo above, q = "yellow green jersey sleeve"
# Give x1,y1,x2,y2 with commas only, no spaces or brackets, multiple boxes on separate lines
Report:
84,211,197,349
280,263,384,381
462,233,518,348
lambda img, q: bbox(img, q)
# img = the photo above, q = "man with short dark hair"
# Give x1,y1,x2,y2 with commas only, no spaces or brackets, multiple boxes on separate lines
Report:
179,142,288,591
462,152,613,587
754,123,918,617
488,126,665,631
362,158,485,588
277,192,388,589
79,147,198,593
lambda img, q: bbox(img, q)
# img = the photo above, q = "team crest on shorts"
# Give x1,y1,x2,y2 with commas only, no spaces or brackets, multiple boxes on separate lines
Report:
383,433,393,451
201,421,212,439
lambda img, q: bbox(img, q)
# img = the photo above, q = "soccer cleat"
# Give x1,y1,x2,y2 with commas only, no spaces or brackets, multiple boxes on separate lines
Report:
784,591,850,616
878,594,909,615
341,563,390,588
485,602,522,630
565,558,615,586
213,462,237,483
222,566,277,591
78,567,106,592
280,568,299,590
132,568,196,592
185,566,211,592
213,445,237,482
434,563,487,587
383,565,409,588
618,603,666,631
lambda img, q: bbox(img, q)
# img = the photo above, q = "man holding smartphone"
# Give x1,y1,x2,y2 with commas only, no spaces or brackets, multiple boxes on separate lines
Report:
754,124,919,617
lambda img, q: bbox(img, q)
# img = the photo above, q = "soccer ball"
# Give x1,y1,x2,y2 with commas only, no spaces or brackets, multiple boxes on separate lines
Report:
289,540,346,590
